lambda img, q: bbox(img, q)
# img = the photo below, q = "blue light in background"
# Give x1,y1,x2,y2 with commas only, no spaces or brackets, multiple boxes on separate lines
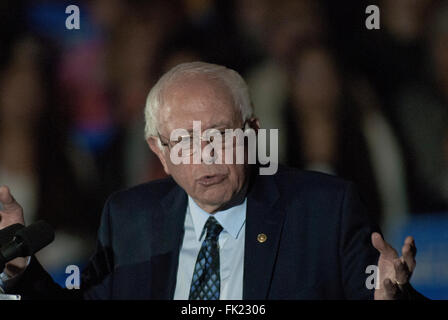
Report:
388,212,448,299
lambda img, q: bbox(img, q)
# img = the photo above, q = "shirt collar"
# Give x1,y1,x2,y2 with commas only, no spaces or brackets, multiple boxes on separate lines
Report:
188,195,246,241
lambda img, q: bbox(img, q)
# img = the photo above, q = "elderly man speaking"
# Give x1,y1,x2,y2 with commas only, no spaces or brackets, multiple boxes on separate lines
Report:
0,62,422,300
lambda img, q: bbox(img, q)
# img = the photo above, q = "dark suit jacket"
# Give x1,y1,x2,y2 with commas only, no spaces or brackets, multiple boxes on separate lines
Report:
8,165,381,299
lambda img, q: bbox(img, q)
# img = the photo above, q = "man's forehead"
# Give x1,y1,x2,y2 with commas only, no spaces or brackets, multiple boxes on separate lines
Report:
158,75,238,131
160,110,236,133
164,74,231,103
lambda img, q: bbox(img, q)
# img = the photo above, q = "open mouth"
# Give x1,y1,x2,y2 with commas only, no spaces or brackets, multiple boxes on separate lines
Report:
197,174,227,187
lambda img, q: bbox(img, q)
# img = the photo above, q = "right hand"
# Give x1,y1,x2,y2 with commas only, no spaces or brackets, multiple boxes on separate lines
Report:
0,185,28,277
371,232,417,300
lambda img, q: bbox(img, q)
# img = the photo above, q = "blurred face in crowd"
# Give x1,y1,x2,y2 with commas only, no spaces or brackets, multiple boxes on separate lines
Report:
293,47,341,114
267,0,323,63
0,69,43,124
147,75,251,213
0,39,43,125
381,0,432,41
432,33,448,91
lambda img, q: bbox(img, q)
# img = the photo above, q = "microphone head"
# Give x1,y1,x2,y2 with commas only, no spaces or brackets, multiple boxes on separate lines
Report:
14,221,55,256
0,224,25,247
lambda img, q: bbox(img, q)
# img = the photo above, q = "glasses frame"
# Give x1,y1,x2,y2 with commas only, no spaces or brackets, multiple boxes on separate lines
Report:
157,120,249,153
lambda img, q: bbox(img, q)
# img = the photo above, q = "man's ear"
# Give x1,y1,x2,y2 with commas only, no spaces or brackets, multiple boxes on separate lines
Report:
147,137,170,175
248,117,260,132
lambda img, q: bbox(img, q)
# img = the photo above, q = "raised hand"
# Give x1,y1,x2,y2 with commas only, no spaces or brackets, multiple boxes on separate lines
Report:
371,232,417,300
0,186,25,228
0,186,28,277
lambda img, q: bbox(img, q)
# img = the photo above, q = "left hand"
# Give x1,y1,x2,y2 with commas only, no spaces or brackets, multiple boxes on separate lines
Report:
371,232,417,300
0,186,28,277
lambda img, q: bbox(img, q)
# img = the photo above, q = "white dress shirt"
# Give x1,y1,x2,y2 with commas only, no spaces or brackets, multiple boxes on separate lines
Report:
173,196,246,300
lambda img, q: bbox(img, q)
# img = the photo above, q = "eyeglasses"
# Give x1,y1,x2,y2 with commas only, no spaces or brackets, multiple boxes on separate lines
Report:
157,120,249,157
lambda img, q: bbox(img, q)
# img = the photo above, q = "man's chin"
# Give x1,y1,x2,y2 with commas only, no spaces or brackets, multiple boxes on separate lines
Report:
195,192,231,211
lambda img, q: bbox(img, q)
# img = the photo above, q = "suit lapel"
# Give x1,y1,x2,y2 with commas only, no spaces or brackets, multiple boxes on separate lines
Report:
243,170,286,300
153,180,188,299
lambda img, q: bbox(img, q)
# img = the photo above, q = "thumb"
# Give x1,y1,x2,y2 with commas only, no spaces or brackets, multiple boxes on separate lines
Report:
371,232,398,259
0,185,21,211
371,232,385,252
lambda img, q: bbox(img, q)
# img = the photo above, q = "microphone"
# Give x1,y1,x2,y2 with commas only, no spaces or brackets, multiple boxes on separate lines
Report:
0,224,25,247
0,221,54,270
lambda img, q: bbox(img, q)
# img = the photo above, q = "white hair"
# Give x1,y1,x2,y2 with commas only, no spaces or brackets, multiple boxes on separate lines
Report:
144,61,253,141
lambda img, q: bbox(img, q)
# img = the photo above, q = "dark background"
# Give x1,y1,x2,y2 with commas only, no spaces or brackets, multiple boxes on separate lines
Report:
0,0,447,298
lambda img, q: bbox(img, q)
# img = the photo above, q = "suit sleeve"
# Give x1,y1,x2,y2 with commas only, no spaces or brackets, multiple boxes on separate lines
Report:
5,196,116,300
339,182,381,300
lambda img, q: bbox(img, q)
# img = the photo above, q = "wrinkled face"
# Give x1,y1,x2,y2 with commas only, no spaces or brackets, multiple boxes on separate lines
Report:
147,75,248,213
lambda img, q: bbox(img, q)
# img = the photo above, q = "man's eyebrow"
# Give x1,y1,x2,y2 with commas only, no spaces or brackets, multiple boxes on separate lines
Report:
182,122,231,134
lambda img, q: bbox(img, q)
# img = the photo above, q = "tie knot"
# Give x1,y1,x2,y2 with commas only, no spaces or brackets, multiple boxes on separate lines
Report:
204,217,223,240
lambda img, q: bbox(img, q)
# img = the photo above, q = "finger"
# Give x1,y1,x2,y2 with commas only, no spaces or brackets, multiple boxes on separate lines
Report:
394,258,410,285
371,232,398,259
4,257,28,277
404,236,417,256
0,185,21,211
402,242,416,273
384,278,399,299
0,186,24,228
404,236,414,246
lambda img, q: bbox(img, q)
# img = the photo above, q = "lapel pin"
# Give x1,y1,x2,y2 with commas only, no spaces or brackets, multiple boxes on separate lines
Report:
257,233,267,243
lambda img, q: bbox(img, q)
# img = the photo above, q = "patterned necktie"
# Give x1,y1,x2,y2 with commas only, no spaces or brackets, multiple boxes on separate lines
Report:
189,216,223,300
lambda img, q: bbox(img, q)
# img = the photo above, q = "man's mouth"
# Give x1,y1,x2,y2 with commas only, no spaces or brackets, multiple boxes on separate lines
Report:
197,174,227,187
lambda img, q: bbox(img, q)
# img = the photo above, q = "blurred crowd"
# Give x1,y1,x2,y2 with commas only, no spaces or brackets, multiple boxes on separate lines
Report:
1,0,448,274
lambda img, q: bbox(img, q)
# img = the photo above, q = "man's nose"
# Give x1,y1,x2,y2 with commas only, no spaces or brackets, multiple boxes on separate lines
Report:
199,139,218,164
